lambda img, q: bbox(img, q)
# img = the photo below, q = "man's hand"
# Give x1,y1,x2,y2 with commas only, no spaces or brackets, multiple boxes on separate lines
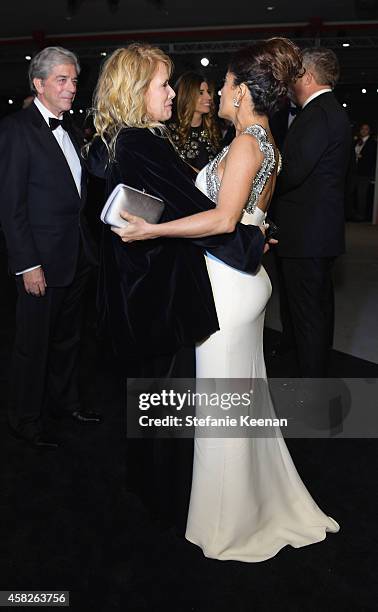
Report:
259,224,278,254
23,267,47,297
263,238,278,254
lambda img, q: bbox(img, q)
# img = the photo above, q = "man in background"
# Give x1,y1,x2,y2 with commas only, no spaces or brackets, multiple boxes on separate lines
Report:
22,94,34,109
352,122,377,221
272,47,352,377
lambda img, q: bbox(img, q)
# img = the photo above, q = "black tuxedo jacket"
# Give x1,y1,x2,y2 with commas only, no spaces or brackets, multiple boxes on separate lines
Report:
0,103,97,285
356,136,377,178
272,92,352,257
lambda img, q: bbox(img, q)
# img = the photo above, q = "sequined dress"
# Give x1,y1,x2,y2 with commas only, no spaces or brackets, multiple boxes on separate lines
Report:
167,121,218,170
185,124,340,562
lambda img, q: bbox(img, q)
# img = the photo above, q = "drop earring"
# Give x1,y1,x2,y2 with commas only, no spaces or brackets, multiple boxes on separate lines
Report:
233,98,240,107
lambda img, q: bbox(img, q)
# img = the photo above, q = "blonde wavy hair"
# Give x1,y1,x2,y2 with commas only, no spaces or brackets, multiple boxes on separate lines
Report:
91,43,173,159
174,71,221,151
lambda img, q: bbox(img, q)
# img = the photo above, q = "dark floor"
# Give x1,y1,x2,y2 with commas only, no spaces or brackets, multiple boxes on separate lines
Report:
1,253,377,612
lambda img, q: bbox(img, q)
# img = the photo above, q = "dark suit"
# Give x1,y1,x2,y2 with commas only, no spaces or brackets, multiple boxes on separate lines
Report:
353,136,377,219
272,91,352,376
356,136,377,179
0,102,97,440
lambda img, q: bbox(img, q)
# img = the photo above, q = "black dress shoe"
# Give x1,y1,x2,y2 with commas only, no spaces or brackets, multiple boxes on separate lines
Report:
31,435,60,449
71,409,102,424
9,428,59,449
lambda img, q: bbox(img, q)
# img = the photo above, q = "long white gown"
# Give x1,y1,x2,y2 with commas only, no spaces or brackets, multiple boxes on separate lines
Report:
185,125,339,562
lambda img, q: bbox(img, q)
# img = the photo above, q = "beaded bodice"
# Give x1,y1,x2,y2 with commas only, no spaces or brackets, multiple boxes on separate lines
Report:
167,120,217,170
205,124,281,213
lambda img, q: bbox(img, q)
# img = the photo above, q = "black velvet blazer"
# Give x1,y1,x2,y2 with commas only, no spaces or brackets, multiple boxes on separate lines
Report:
87,128,265,357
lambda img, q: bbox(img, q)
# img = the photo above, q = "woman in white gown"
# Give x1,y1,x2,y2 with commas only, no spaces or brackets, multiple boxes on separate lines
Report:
116,37,339,562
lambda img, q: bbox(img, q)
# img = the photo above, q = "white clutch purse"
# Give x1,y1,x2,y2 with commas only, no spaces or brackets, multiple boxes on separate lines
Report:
100,183,165,228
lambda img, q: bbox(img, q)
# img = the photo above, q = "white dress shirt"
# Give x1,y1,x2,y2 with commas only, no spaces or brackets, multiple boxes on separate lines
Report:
17,98,82,276
302,88,332,109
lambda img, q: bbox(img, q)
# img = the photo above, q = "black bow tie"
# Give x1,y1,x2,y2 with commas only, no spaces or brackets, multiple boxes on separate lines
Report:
289,106,300,117
49,115,71,131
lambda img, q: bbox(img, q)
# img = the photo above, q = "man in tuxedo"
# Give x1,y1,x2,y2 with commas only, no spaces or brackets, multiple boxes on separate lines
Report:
272,47,352,377
352,123,377,220
0,46,100,448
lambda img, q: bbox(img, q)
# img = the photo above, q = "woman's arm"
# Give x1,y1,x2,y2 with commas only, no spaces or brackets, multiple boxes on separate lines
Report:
112,134,263,242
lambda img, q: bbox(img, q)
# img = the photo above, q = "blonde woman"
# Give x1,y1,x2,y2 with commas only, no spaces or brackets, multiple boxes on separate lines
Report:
87,44,265,377
86,43,265,530
167,72,221,170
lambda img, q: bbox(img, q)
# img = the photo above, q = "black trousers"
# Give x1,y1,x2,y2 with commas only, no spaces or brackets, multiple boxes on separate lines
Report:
125,346,195,532
353,175,372,219
277,256,336,377
8,245,91,439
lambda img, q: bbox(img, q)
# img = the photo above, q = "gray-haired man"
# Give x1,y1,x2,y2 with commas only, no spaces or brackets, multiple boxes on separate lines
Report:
272,47,352,377
0,46,99,448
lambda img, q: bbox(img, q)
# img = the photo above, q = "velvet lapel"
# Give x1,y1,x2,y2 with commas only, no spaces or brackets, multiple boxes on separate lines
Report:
27,103,82,204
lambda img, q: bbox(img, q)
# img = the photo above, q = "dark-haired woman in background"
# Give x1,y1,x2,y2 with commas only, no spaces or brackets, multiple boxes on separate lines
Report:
167,71,221,170
117,37,340,562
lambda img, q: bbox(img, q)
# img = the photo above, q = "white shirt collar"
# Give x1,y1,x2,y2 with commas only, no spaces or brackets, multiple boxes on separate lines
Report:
302,88,332,109
34,97,61,124
33,96,82,197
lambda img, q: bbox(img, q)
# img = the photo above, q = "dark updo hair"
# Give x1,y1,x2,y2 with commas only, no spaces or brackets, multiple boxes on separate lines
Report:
228,37,303,116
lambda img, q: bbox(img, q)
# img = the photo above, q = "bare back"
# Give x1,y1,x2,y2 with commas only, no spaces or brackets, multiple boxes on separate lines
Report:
210,124,281,219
